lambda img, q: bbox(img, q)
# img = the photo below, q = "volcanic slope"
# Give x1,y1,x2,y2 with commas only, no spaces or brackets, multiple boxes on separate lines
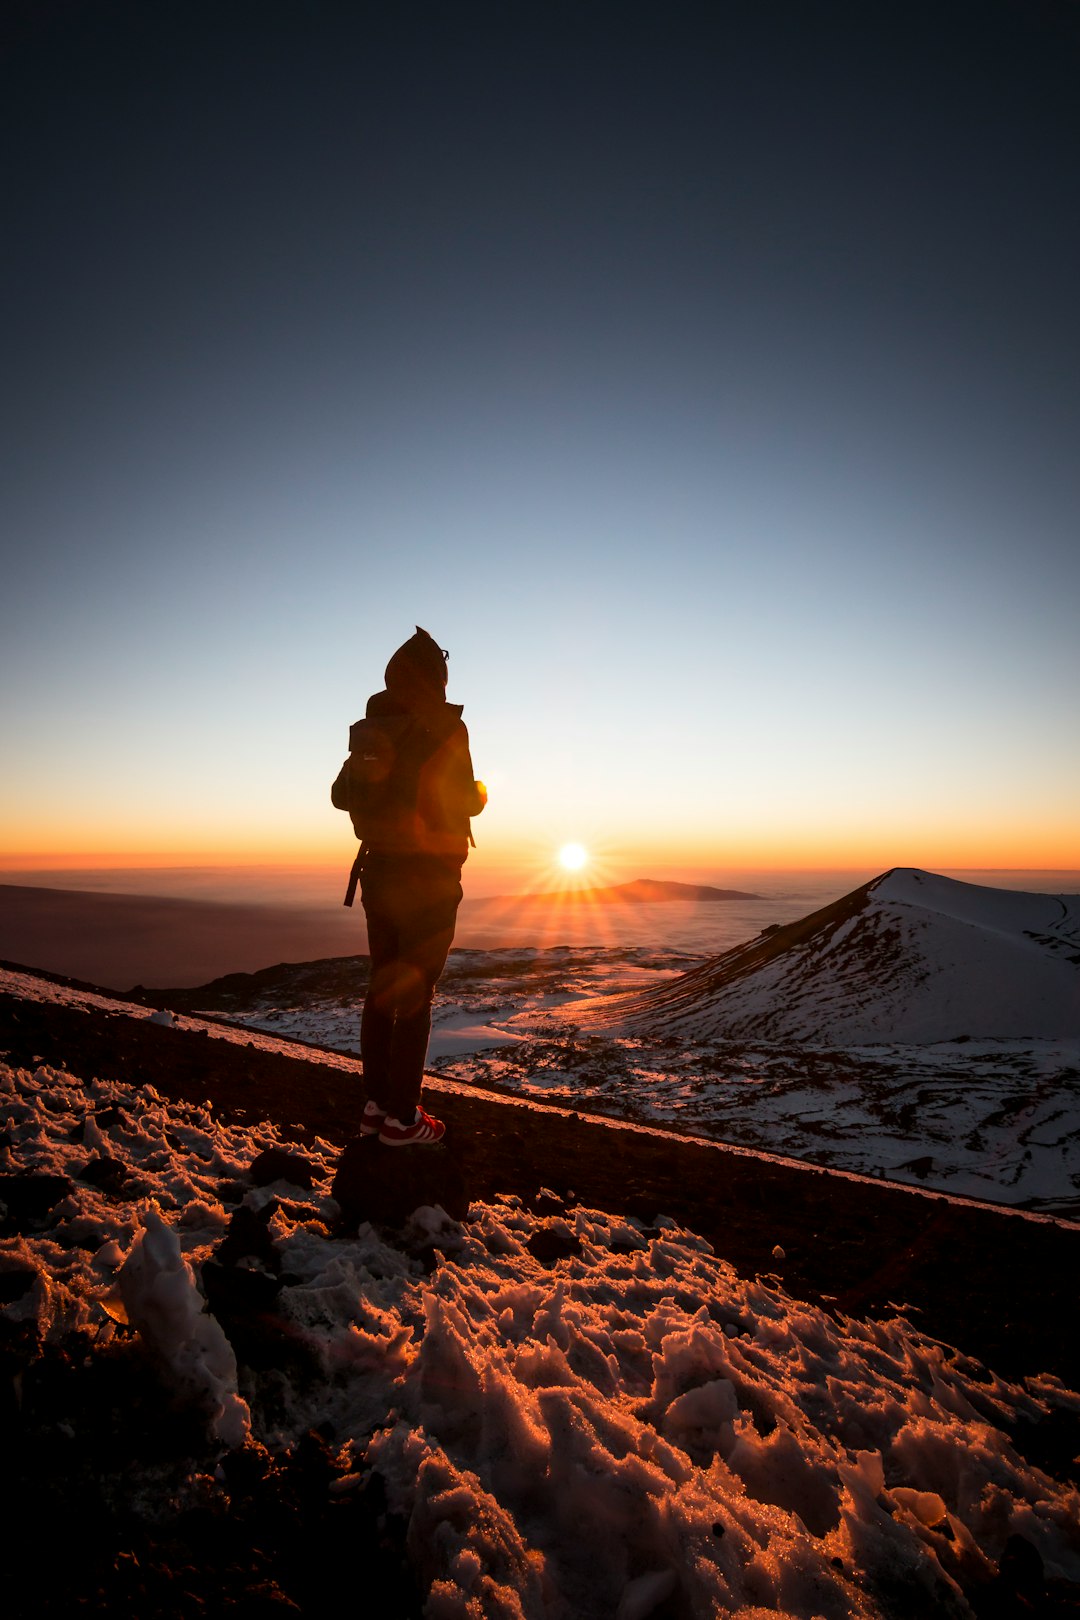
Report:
569,868,1080,1044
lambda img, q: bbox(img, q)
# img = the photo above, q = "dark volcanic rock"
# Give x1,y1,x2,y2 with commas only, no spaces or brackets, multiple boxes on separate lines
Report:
217,1202,282,1272
76,1155,131,1194
896,1154,935,1180
0,1268,36,1304
0,1172,74,1230
331,1136,469,1228
202,1258,282,1316
525,1223,583,1265
250,1147,317,1189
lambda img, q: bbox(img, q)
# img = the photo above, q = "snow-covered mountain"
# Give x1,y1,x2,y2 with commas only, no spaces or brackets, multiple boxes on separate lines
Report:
572,869,1080,1045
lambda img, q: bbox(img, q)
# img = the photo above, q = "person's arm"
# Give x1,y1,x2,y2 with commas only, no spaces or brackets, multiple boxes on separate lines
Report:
458,724,487,817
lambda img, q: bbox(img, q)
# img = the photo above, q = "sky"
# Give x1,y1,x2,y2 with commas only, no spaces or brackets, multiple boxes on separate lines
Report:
3,0,1079,890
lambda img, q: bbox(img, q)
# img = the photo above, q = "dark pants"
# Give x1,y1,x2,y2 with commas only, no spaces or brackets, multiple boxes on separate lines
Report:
359,853,463,1121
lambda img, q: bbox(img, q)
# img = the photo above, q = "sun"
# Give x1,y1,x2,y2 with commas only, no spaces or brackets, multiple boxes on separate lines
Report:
557,842,589,872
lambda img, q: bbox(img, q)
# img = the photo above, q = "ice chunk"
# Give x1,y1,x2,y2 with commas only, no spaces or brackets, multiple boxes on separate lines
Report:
891,1487,948,1526
118,1204,249,1446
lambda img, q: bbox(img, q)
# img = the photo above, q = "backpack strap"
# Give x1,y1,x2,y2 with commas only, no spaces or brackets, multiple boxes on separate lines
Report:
343,842,367,908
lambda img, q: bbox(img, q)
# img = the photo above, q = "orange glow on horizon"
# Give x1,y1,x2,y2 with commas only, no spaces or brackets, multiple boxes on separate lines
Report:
1,812,1076,880
461,844,653,948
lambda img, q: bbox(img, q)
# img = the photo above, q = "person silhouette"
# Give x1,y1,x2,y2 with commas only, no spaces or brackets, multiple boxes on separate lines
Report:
335,627,486,1144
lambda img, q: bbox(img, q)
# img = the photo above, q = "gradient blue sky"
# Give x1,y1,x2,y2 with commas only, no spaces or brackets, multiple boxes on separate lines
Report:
3,0,1078,886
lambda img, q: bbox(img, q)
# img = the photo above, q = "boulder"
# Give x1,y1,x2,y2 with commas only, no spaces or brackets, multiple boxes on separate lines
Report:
216,1203,281,1272
331,1136,469,1229
249,1148,317,1189
525,1223,582,1265
0,1173,74,1231
76,1156,130,1195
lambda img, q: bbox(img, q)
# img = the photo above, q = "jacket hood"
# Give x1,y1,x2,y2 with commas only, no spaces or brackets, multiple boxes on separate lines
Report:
384,627,448,705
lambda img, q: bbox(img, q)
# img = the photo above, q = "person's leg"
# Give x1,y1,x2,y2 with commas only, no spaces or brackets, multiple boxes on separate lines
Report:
382,911,456,1122
361,855,462,1132
359,905,398,1111
381,861,463,1124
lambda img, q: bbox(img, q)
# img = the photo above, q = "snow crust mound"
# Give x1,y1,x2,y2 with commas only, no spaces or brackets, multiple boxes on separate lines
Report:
579,869,1080,1044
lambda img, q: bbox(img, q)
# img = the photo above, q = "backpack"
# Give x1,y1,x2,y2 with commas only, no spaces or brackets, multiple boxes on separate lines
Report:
331,713,443,905
330,716,400,842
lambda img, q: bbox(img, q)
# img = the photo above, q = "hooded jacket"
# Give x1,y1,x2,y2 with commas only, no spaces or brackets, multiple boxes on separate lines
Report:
357,685,485,859
335,628,484,860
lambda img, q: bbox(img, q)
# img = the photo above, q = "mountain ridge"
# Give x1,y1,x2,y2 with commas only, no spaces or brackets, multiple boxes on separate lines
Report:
570,867,1080,1043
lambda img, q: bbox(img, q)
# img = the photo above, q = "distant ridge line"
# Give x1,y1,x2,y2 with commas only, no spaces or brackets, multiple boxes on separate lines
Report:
479,878,763,905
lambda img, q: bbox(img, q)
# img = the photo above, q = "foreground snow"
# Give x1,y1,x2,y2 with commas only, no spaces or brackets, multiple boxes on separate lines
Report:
2,1051,1078,1618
